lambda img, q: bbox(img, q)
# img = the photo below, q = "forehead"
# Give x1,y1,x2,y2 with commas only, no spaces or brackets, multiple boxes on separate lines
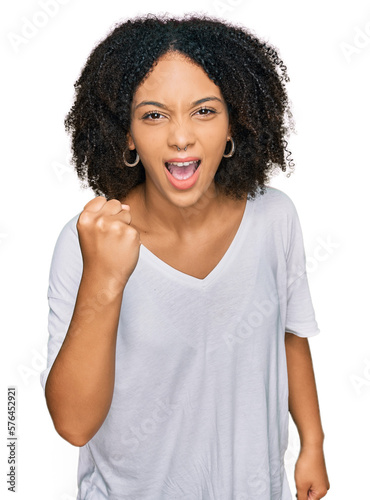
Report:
133,51,224,102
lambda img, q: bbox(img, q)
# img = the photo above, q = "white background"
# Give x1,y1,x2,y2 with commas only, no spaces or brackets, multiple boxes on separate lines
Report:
1,0,369,498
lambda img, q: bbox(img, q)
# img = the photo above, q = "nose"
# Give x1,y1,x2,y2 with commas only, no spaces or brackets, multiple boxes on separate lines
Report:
167,118,196,151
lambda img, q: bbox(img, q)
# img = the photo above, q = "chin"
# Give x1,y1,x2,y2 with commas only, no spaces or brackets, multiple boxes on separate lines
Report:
168,188,215,213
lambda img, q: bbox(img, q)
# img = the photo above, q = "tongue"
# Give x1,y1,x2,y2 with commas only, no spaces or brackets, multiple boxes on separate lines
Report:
169,162,197,180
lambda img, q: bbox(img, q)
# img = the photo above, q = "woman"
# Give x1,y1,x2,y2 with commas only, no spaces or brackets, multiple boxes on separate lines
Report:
41,14,330,499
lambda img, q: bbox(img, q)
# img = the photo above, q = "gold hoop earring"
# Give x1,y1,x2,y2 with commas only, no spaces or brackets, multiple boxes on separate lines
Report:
123,149,140,167
223,137,235,158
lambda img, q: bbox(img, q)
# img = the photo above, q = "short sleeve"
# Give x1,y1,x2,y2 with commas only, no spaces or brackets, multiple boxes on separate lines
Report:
40,213,83,390
284,201,320,338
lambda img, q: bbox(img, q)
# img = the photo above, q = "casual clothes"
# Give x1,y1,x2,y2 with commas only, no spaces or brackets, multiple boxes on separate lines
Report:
41,186,320,499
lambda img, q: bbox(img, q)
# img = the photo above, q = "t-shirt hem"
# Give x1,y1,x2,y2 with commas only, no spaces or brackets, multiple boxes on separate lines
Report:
285,327,320,338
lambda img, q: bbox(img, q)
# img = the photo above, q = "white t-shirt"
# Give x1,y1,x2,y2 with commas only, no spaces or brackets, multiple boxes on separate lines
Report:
40,186,320,500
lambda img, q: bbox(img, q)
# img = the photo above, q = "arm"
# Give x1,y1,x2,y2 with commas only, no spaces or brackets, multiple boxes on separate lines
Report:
285,332,330,500
45,197,140,447
45,272,124,447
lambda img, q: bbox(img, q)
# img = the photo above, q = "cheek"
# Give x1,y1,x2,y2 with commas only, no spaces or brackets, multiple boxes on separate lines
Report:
198,119,229,142
202,130,228,157
132,126,163,155
132,134,165,171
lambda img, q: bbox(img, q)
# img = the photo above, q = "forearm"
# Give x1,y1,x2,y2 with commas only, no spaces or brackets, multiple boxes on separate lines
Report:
285,332,325,448
45,271,124,446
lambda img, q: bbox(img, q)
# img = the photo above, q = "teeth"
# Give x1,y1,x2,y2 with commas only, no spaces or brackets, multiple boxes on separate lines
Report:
167,161,197,167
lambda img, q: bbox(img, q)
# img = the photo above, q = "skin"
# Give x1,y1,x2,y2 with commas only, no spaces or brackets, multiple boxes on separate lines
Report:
285,333,330,499
45,50,329,498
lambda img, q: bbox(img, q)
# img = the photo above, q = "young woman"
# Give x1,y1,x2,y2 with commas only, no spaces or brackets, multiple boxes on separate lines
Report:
41,14,330,500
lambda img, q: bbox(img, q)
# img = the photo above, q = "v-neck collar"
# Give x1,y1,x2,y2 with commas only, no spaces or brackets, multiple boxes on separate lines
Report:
139,196,255,288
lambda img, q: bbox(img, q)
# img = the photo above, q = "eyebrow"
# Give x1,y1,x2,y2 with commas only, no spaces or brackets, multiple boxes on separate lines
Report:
134,96,223,111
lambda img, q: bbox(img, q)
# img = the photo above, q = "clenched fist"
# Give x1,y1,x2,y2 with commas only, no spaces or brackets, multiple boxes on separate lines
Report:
77,196,141,290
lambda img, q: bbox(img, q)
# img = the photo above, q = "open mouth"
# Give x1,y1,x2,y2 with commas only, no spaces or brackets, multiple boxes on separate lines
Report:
165,160,201,181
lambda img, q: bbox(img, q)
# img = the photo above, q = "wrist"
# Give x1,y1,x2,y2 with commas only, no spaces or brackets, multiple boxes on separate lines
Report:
80,270,126,299
300,432,325,451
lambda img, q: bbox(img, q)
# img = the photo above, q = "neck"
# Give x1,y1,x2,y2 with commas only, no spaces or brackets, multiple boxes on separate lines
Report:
140,181,228,237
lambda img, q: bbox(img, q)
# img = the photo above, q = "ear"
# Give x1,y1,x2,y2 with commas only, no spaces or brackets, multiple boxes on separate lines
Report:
126,131,136,150
227,123,232,140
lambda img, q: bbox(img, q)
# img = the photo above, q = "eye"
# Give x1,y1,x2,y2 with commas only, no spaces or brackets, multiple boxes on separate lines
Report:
195,107,216,116
142,111,165,120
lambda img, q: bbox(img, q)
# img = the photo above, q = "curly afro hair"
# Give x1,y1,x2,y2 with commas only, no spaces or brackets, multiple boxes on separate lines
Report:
64,13,295,202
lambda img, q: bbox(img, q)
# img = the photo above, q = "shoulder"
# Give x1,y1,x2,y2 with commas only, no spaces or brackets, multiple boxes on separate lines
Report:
48,212,83,299
253,186,298,219
257,185,296,208
53,212,81,257
252,187,302,256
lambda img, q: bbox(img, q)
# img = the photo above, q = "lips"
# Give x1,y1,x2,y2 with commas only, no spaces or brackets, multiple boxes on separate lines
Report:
164,160,201,190
165,160,201,181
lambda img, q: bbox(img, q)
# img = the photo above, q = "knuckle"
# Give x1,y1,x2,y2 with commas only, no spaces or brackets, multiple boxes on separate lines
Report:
83,196,105,209
106,199,122,209
109,220,124,233
318,488,328,496
96,217,109,231
126,226,140,241
123,212,132,225
77,211,93,226
94,195,106,204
